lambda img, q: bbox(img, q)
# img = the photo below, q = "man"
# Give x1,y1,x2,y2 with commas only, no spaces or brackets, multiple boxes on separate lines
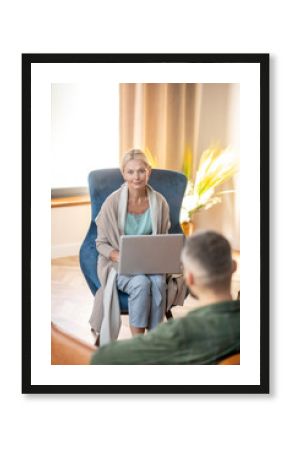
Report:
89,230,240,365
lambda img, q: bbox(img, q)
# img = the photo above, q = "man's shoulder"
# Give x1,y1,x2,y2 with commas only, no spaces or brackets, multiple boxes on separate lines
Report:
189,300,240,315
173,300,239,324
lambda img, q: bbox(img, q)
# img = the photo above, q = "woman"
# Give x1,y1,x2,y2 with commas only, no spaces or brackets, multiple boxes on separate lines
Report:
89,149,171,345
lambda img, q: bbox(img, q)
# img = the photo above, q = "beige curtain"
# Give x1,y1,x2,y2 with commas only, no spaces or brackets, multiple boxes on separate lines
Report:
119,83,202,177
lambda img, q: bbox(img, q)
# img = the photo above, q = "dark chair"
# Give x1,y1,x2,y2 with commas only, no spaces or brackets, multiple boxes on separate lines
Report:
79,168,187,318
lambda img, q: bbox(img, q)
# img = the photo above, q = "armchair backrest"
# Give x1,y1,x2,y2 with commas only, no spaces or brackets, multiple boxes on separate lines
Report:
88,168,187,233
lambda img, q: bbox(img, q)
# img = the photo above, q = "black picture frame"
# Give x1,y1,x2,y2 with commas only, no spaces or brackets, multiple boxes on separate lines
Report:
22,53,269,394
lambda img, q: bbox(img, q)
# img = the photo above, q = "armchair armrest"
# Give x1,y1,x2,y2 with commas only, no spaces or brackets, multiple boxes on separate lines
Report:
79,221,101,295
51,323,95,365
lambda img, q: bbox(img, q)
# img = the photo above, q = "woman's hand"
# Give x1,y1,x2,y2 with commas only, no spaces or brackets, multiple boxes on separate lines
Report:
110,250,120,263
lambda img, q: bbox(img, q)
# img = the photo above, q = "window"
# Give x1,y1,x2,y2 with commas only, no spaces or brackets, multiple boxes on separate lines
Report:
51,83,119,189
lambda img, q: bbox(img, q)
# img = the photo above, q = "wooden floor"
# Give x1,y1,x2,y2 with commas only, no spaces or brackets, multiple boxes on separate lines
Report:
51,252,240,345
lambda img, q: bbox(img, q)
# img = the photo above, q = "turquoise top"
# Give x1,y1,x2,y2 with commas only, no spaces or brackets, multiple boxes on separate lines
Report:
124,208,152,235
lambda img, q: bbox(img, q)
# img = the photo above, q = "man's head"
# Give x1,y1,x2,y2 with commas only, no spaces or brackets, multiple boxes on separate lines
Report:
181,230,237,300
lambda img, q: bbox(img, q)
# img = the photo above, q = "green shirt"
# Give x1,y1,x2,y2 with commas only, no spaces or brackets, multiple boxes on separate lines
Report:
124,208,152,235
90,300,240,365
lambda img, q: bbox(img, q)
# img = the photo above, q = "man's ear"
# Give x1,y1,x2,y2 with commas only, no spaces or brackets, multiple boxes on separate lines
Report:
185,271,194,287
232,259,237,274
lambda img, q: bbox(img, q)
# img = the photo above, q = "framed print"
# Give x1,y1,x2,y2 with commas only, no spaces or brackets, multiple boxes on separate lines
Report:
22,53,269,394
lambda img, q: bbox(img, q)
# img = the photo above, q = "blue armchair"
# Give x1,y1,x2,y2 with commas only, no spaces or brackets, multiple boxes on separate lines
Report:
79,168,187,316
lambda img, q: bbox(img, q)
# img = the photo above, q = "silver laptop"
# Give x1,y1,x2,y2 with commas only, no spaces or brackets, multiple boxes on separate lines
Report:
118,234,185,275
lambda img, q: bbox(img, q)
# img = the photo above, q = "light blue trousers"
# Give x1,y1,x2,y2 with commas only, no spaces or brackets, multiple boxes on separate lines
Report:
117,274,167,330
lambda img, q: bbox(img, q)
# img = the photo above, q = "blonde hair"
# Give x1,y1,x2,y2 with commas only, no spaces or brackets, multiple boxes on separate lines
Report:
121,149,151,173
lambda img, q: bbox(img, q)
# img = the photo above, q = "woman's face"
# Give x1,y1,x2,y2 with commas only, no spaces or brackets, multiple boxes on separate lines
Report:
122,159,151,192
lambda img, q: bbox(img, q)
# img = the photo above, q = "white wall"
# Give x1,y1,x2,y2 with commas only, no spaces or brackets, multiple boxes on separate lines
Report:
51,82,119,257
227,84,240,249
51,204,91,258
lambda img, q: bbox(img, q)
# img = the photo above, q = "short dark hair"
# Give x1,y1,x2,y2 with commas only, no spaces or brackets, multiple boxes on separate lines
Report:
182,230,233,291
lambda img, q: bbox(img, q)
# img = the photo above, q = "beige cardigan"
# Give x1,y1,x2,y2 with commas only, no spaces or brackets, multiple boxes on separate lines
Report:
89,182,187,346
